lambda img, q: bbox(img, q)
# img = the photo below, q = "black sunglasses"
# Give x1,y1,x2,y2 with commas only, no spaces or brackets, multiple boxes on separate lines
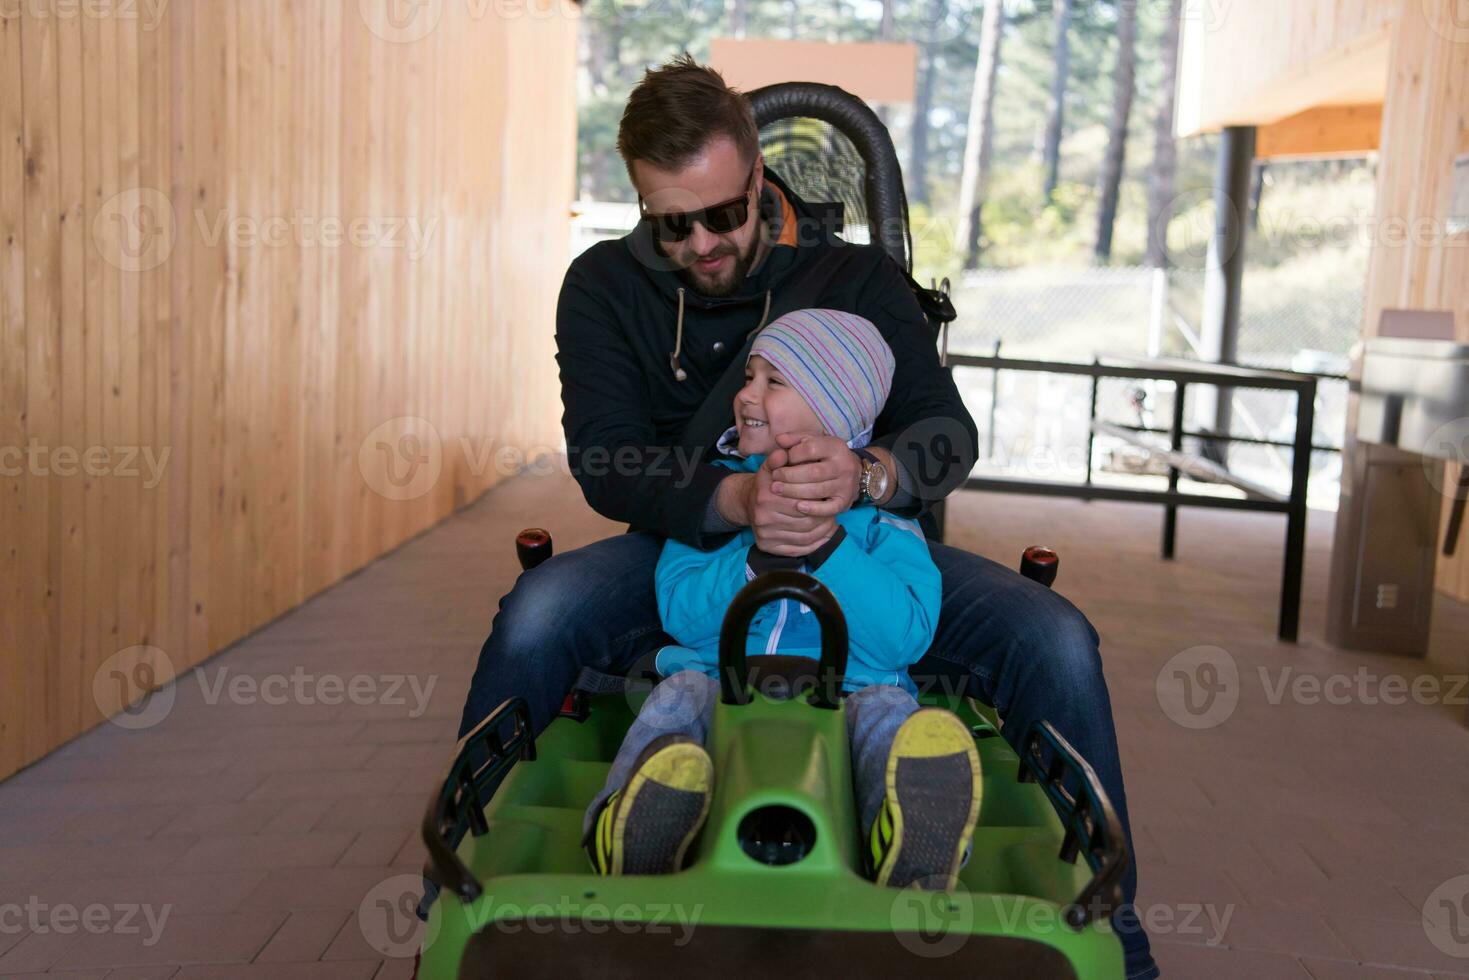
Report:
638,161,759,244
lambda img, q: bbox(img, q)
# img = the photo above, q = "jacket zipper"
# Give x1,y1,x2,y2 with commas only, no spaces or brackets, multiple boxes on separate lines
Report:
764,598,789,655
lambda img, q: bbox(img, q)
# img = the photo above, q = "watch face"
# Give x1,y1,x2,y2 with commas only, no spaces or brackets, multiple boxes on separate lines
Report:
872,463,890,500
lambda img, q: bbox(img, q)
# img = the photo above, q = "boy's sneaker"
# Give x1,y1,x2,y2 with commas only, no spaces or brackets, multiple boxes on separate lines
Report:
586,734,714,876
869,708,982,890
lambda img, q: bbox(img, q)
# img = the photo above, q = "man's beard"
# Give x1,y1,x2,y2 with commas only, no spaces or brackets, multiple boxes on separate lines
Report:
673,231,760,298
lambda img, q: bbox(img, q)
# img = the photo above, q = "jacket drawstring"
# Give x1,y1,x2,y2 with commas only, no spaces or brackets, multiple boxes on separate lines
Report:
670,287,774,383
750,288,773,339
670,288,688,381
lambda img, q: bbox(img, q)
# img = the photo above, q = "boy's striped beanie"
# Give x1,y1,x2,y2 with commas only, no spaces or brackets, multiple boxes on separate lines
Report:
748,309,895,447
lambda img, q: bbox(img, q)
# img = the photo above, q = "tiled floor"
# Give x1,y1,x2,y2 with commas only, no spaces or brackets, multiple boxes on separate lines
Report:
2,465,1468,978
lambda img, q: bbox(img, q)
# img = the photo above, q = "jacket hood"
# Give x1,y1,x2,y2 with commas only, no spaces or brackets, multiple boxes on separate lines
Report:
623,165,845,312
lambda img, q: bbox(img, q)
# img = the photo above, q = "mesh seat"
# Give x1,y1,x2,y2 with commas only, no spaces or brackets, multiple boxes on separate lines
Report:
758,117,872,249
748,81,912,272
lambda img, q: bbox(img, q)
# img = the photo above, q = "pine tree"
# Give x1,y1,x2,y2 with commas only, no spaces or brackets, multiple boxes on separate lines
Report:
1039,0,1074,201
955,0,1005,268
1094,0,1138,262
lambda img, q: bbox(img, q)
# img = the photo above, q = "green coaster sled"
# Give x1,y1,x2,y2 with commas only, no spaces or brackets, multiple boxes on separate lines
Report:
418,549,1129,979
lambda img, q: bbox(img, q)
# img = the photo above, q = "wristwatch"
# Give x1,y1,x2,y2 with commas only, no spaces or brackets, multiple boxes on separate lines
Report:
852,448,890,506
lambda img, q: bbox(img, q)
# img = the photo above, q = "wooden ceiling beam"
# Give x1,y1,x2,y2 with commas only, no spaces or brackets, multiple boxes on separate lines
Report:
1255,103,1384,161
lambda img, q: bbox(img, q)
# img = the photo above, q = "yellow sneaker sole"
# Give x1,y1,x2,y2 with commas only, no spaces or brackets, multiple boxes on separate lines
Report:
607,739,714,876
875,707,983,890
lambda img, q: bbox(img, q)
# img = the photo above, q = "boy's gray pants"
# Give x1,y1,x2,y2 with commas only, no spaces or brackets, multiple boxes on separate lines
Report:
581,669,920,841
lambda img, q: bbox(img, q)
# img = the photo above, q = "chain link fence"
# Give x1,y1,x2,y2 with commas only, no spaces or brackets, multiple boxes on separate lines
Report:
949,266,1160,359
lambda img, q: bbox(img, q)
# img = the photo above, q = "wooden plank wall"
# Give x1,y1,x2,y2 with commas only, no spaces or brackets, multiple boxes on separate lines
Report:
0,0,578,779
1359,1,1469,602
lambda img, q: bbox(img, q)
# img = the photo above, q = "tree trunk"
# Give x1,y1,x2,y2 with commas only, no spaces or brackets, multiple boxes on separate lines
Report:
1145,0,1183,268
876,0,895,126
1094,0,1138,262
1040,0,1074,202
908,0,947,204
726,0,747,38
954,0,1005,269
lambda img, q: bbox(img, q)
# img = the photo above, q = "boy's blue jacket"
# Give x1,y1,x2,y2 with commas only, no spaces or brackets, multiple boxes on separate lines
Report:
654,450,941,694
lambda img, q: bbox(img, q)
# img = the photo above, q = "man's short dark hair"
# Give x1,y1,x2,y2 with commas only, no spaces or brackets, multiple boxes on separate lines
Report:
617,53,761,185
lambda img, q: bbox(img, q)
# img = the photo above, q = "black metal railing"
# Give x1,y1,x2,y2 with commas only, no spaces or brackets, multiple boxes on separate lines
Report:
951,353,1320,642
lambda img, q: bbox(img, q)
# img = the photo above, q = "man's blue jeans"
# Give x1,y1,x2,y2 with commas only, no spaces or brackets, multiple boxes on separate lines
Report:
459,530,1158,979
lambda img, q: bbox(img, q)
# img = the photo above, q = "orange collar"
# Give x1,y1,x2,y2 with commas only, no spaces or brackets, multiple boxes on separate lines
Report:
770,180,800,248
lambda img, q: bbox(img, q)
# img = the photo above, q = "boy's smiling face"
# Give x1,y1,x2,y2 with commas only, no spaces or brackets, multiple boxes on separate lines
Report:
734,355,825,456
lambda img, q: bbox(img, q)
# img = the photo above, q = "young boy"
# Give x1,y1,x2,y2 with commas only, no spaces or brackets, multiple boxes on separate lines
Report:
582,309,982,890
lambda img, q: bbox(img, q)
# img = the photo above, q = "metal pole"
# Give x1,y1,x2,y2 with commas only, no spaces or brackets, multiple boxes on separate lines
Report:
986,339,1001,460
1085,357,1100,487
1147,266,1166,358
1278,379,1315,642
1199,125,1255,466
1162,382,1186,559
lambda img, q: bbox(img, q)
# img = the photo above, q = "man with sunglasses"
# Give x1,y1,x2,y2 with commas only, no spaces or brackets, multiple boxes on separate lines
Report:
456,53,1158,980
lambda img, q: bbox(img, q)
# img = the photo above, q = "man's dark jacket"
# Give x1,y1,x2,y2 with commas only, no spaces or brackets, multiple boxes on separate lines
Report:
554,164,978,550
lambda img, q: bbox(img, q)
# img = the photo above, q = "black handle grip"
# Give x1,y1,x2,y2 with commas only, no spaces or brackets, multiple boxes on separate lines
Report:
718,571,849,709
516,528,553,572
1020,545,1059,588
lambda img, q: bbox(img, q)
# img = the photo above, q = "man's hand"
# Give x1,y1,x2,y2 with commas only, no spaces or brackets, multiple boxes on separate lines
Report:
716,460,837,557
768,433,865,517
